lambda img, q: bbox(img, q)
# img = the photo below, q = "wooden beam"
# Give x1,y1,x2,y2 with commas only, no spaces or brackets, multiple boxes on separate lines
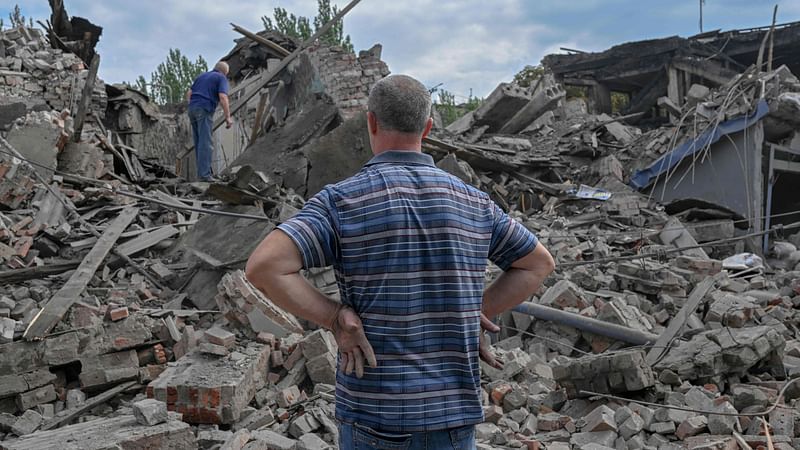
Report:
39,381,138,430
0,261,81,284
230,23,290,57
645,276,717,366
176,0,363,163
73,54,101,142
115,225,179,257
249,92,269,147
23,207,139,340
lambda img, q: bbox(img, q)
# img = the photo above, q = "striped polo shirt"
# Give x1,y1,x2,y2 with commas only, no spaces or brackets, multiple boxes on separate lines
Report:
278,150,537,432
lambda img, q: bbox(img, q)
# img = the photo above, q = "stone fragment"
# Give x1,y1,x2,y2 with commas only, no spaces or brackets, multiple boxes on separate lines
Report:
618,413,645,440
199,342,230,357
297,432,330,450
11,409,42,436
676,415,708,440
133,398,169,426
250,430,298,450
582,404,617,432
205,326,236,348
706,400,737,435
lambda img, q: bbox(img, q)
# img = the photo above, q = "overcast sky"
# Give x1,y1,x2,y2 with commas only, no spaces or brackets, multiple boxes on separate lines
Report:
5,0,800,102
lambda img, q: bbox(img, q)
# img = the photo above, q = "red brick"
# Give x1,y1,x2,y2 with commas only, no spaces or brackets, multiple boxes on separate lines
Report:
107,306,129,321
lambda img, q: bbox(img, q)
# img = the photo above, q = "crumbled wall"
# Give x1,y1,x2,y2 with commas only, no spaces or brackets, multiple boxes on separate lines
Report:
306,44,390,119
0,26,107,131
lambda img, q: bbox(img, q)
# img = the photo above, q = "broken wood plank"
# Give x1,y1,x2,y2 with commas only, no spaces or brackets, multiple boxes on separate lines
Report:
39,381,138,431
230,23,290,57
645,275,717,366
115,225,179,257
72,54,100,142
0,260,81,283
23,207,139,340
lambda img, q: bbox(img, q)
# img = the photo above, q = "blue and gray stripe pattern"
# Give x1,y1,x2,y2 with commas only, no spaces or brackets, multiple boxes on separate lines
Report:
278,151,537,432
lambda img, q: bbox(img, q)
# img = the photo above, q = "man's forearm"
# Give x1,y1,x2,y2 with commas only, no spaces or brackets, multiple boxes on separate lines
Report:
220,96,231,119
249,271,341,330
482,244,555,317
482,267,549,317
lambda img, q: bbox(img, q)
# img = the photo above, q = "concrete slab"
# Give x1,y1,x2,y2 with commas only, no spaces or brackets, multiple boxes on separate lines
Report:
0,412,195,450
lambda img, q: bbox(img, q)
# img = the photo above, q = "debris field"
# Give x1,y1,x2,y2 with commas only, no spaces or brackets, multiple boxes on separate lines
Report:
2,2,800,450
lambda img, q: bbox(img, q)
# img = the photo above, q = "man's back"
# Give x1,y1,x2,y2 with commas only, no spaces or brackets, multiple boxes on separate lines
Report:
278,151,536,432
189,70,229,113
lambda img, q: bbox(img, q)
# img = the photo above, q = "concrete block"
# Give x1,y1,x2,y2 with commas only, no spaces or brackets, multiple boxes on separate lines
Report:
300,329,335,360
305,352,336,385
200,342,230,357
297,432,330,450
147,343,270,424
676,415,707,440
499,82,566,134
133,398,168,426
288,413,320,438
473,83,532,132
582,404,617,432
15,384,55,411
569,431,617,449
618,413,644,440
206,326,236,348
250,430,297,450
10,409,42,436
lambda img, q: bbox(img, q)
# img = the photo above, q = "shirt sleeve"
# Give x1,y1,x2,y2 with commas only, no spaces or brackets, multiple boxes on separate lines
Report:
488,202,538,271
277,189,338,269
218,75,230,96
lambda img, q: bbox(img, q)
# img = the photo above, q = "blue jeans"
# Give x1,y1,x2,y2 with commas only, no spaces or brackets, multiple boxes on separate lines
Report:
188,106,214,180
338,422,475,450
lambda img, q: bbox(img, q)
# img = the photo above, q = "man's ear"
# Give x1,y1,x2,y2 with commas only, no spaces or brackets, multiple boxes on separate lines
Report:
421,117,434,139
367,111,379,135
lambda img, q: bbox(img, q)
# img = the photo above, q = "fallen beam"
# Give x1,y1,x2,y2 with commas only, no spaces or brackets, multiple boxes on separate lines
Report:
72,54,100,142
0,261,81,284
230,23,290,57
23,207,139,340
39,381,138,431
645,275,717,366
512,302,659,345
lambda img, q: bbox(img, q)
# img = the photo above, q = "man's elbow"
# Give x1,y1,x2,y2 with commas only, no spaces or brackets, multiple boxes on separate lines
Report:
537,245,556,276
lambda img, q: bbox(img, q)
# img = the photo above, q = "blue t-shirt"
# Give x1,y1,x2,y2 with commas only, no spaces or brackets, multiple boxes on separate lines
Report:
278,151,538,432
189,70,229,113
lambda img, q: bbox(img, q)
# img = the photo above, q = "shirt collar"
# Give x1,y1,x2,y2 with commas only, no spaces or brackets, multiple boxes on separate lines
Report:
364,150,435,167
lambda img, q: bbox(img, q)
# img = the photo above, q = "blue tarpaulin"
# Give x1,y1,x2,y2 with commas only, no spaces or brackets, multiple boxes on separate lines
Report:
629,99,769,189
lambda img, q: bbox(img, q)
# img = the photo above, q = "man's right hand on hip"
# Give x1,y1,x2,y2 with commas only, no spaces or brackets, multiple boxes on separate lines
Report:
332,305,377,378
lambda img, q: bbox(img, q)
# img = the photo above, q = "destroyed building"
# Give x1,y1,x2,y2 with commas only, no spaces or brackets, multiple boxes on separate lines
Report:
2,1,800,449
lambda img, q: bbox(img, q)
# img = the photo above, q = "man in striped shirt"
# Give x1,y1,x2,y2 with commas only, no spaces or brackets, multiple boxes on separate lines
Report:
246,74,555,449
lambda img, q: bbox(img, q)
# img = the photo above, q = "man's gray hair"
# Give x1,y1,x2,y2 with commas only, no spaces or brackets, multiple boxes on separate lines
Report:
214,61,229,75
368,75,431,134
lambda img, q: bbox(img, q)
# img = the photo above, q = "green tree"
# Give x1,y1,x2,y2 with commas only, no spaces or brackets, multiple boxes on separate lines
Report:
433,89,483,127
133,49,208,104
6,4,33,29
262,0,353,52
513,65,545,87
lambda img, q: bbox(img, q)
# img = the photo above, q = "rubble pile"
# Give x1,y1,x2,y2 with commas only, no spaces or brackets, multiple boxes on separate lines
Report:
4,7,800,450
0,26,106,133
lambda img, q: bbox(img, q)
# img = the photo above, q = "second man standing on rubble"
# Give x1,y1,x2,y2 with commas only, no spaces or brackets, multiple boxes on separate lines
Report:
186,61,234,182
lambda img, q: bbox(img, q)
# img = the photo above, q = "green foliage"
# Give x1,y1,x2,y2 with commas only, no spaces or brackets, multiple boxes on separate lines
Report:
261,0,353,52
434,88,483,127
611,92,629,113
133,49,208,104
513,65,545,87
5,4,33,30
261,8,311,40
436,89,459,126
